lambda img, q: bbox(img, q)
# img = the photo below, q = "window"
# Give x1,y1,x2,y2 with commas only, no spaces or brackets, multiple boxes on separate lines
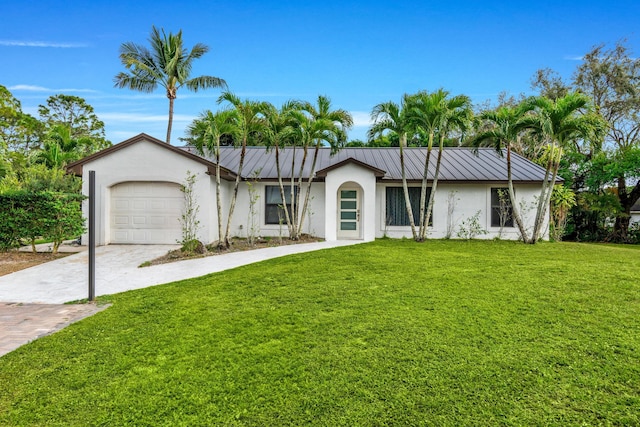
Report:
491,188,514,227
265,185,297,224
385,187,431,226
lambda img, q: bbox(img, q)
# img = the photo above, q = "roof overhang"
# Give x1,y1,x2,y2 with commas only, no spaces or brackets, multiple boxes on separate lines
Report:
316,157,386,178
66,133,236,180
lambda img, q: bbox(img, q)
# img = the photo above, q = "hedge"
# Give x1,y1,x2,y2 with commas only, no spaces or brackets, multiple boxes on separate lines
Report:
0,191,86,253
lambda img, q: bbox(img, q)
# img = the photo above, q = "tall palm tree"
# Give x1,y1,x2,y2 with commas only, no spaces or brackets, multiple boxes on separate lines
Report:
217,92,268,247
297,96,353,238
471,102,537,242
114,26,227,144
410,89,473,241
528,93,605,243
369,94,418,239
186,109,238,248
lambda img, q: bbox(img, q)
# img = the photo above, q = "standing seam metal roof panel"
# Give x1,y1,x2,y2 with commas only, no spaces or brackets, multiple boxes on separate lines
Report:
187,146,552,182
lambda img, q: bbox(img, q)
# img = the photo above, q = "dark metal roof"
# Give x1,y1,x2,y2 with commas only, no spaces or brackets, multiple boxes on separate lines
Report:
632,200,640,212
181,146,553,183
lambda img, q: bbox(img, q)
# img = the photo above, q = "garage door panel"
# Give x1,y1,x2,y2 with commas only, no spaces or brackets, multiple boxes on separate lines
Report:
149,216,171,226
113,215,129,225
110,181,183,244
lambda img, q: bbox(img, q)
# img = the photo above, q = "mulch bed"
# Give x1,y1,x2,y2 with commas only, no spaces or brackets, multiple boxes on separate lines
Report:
0,252,70,277
143,235,321,267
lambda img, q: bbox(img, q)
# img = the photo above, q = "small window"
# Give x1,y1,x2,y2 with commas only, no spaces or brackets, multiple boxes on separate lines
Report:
265,185,297,224
491,188,514,227
385,187,431,226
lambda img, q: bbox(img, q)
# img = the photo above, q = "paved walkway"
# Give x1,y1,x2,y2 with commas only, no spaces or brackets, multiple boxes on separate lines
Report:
0,302,107,357
0,240,362,357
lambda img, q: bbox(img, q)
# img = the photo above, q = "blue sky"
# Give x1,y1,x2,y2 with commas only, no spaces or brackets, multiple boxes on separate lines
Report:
2,0,638,144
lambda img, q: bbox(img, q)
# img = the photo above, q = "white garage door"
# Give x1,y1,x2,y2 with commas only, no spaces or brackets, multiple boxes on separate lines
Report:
110,182,183,244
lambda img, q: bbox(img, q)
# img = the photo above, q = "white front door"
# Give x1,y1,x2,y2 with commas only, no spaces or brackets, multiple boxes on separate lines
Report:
337,188,360,239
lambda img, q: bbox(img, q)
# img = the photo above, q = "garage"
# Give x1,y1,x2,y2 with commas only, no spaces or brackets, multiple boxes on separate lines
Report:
110,181,183,244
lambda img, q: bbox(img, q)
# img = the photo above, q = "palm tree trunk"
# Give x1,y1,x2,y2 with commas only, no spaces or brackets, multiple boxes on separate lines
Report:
532,146,562,243
399,133,417,240
297,140,321,237
418,133,434,241
422,138,444,240
292,145,309,240
166,96,175,144
215,142,224,249
290,145,297,237
224,138,246,247
531,142,555,242
275,143,294,237
506,146,529,242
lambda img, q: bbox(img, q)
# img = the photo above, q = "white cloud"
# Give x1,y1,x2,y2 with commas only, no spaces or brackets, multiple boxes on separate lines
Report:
350,111,373,128
0,40,88,48
8,84,98,93
564,55,584,61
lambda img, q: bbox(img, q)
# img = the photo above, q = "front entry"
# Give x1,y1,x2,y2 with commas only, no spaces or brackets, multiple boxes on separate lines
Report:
337,188,361,239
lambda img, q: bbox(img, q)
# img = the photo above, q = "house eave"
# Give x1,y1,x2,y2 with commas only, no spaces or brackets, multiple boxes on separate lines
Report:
65,133,225,177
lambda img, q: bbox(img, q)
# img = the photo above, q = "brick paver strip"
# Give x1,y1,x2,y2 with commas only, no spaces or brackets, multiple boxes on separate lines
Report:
0,302,106,357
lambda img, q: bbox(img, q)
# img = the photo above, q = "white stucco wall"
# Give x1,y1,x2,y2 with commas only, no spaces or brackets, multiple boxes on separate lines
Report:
324,163,378,242
226,181,325,239
376,182,547,241
79,138,551,245
80,139,218,245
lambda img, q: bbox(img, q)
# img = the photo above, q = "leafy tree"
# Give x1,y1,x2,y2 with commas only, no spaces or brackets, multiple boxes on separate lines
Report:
0,85,43,154
369,94,419,239
533,41,640,240
531,69,570,101
345,139,366,147
115,26,227,144
38,94,110,153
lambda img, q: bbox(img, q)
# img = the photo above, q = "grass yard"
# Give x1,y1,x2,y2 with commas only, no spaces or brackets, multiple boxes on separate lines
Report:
0,240,638,426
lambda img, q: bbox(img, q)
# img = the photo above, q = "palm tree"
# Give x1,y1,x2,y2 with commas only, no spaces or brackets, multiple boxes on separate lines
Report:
410,89,473,241
35,124,88,169
217,92,268,247
261,101,300,238
297,96,353,238
528,93,605,243
369,94,418,239
114,26,227,144
471,102,537,242
186,109,238,248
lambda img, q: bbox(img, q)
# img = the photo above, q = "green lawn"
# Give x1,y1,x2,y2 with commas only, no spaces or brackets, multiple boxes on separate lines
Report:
0,240,638,426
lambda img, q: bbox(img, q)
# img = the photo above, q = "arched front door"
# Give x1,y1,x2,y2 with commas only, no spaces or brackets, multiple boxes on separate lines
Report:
337,186,361,239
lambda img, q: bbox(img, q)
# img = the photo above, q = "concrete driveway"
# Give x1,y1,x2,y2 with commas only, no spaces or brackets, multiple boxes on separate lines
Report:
0,240,361,304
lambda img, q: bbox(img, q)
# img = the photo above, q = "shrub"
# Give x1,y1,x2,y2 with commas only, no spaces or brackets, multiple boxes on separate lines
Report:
0,191,85,253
